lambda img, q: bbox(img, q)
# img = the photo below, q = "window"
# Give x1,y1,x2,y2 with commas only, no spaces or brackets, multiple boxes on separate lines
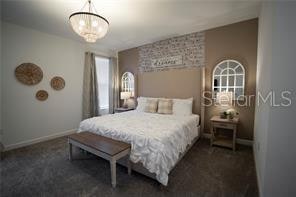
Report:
95,56,110,113
212,60,245,100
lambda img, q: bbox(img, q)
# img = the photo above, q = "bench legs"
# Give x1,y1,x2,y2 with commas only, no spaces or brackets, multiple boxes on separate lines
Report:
110,159,116,188
68,139,131,188
69,142,72,161
128,158,132,175
110,157,131,188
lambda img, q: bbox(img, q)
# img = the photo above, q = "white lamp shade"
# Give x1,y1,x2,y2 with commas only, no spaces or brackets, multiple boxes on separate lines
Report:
120,92,131,100
216,92,233,106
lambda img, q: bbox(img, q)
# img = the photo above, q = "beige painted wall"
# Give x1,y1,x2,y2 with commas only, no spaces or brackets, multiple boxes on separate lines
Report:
118,48,203,114
118,48,139,78
118,48,139,107
138,68,202,114
204,19,258,140
118,19,258,140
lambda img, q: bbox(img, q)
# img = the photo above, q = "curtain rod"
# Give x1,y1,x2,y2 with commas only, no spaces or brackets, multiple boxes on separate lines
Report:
85,51,117,59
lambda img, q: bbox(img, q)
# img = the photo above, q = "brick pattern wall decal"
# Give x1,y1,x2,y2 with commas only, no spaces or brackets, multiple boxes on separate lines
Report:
139,31,205,72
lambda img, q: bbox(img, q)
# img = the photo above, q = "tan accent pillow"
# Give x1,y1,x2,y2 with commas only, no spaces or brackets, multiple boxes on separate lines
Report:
158,99,173,114
144,99,158,113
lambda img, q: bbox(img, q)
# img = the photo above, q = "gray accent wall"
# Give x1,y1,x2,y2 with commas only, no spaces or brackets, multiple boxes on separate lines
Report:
1,22,115,149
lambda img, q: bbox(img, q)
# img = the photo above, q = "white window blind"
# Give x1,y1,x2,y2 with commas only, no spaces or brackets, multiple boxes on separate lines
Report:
95,56,110,111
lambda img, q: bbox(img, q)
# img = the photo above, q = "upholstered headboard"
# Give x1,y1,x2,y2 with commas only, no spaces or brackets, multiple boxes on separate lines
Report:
137,67,205,131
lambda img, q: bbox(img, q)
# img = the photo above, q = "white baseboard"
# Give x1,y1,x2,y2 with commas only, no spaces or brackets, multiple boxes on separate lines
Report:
4,129,77,151
202,133,253,146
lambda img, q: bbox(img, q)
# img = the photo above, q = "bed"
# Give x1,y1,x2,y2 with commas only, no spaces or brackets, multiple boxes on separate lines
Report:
78,109,200,186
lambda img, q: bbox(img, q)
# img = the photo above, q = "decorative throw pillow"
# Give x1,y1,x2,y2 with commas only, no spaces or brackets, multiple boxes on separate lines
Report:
144,99,158,113
136,97,159,112
136,97,146,112
157,99,173,114
173,98,193,116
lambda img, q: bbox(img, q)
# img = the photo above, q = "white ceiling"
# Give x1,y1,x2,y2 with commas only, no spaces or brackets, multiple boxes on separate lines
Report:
1,0,261,53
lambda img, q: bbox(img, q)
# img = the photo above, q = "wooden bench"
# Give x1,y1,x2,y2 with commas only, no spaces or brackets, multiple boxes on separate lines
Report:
68,131,131,188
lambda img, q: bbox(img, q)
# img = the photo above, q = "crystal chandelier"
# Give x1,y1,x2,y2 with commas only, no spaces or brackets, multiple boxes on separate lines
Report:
69,0,109,43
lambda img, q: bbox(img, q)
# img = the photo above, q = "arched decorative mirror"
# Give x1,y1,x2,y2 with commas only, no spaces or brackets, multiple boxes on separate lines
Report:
121,72,135,97
212,60,245,100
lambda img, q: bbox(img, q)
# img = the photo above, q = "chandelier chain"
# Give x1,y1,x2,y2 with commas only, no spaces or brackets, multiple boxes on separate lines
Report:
79,1,88,12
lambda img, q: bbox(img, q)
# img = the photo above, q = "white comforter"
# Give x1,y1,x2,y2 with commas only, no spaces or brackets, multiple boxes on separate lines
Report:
78,111,199,185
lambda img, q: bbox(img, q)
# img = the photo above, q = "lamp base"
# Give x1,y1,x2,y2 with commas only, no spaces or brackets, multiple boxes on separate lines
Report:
122,99,128,108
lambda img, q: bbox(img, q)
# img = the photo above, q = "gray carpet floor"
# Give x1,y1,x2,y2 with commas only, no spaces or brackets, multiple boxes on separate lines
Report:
0,137,258,197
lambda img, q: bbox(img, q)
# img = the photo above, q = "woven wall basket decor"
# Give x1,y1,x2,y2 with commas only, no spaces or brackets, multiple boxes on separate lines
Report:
36,90,48,101
50,76,65,90
15,63,43,85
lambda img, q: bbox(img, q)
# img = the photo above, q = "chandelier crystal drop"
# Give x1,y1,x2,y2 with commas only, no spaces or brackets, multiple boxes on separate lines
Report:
69,0,109,43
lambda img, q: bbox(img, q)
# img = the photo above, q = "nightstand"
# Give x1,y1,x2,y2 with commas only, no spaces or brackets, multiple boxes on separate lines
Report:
114,107,134,113
210,116,239,151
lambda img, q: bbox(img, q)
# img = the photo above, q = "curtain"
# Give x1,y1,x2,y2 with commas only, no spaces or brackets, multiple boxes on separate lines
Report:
109,57,119,114
82,52,99,119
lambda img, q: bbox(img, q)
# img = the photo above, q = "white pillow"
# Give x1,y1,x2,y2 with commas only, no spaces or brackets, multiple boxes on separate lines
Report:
173,98,193,116
136,97,158,112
